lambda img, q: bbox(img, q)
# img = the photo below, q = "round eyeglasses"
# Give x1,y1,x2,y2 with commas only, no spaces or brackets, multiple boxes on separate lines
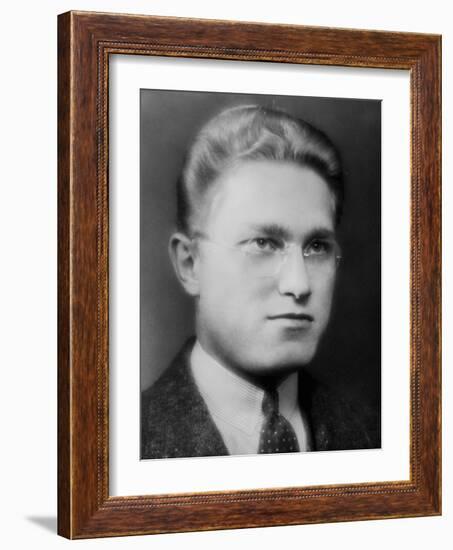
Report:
192,233,342,279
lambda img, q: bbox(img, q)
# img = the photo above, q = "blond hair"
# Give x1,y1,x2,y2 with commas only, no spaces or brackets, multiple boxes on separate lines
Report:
177,104,343,233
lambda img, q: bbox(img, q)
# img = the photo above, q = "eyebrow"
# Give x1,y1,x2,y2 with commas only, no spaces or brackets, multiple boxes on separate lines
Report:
246,223,336,242
247,223,291,240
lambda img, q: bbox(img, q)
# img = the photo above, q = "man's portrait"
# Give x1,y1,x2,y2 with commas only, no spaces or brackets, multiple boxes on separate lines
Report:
140,91,381,460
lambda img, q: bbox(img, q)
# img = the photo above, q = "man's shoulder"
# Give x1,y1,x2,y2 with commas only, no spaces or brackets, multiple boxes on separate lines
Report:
141,338,228,459
299,371,380,452
141,340,193,415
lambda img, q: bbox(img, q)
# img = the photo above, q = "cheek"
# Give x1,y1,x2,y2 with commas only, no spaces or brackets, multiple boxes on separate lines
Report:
198,256,239,310
199,256,268,318
313,277,336,319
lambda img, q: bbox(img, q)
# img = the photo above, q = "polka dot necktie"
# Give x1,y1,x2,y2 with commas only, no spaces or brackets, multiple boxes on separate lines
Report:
258,389,300,454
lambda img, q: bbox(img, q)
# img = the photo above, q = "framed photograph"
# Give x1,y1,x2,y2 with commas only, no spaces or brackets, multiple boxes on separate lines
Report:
58,11,441,538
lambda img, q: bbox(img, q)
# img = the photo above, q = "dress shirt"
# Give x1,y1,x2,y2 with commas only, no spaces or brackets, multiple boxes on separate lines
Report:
190,340,312,455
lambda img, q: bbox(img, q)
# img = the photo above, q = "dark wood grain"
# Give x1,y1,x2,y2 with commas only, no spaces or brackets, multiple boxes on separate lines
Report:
57,11,71,538
57,10,441,539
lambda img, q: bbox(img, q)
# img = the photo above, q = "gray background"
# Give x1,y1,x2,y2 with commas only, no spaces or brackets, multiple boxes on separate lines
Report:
140,89,381,419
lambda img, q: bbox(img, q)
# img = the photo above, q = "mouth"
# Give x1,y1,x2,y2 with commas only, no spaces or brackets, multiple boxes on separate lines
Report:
268,313,314,321
267,313,314,329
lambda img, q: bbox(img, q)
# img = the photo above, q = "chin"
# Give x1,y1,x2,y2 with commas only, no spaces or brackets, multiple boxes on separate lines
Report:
276,338,317,361
246,341,318,376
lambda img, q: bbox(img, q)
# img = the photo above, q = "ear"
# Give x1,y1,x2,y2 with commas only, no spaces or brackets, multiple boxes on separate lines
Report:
168,232,200,296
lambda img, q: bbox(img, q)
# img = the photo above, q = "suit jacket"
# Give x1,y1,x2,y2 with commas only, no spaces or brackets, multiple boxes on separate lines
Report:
141,339,379,459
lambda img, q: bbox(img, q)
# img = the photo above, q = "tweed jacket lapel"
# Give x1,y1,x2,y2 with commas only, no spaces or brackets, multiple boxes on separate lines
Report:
298,370,375,452
141,339,228,459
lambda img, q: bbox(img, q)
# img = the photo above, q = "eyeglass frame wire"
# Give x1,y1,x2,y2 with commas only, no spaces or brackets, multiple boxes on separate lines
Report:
190,231,342,278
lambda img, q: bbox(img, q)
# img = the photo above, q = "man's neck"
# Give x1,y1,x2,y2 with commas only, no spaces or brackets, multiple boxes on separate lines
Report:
196,335,295,391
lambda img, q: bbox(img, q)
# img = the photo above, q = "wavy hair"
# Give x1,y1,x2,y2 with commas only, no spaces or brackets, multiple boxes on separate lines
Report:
177,104,344,233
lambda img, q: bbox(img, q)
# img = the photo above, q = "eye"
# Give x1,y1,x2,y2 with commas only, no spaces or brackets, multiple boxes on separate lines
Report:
305,239,332,256
254,237,278,250
242,237,281,255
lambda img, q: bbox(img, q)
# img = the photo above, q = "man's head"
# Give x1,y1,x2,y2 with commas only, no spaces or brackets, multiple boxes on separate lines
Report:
169,105,343,381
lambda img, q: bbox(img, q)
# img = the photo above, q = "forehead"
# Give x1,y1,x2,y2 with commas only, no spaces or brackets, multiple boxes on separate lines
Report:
203,160,336,239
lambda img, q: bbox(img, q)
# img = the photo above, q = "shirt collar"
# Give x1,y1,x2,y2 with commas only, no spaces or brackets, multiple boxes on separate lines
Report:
190,340,299,435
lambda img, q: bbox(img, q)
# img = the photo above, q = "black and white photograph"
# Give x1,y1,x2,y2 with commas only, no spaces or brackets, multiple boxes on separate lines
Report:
140,90,381,460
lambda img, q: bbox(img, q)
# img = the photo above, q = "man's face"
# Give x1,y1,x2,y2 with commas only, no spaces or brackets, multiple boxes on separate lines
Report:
194,159,338,379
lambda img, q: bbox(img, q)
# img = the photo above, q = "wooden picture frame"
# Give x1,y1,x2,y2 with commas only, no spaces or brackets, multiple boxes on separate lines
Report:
58,10,441,539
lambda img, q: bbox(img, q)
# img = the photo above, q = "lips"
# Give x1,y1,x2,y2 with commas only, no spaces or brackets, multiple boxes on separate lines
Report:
268,313,314,322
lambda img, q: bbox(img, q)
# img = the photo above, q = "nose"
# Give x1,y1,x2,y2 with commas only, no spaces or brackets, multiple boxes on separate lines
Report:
277,246,311,300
